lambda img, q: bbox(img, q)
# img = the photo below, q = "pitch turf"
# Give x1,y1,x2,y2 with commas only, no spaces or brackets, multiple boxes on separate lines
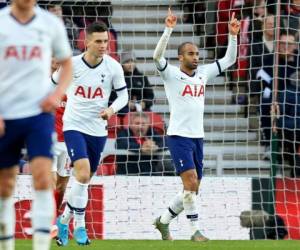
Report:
15,239,300,250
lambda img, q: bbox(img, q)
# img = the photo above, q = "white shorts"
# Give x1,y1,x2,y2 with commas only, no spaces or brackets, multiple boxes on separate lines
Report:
51,141,71,177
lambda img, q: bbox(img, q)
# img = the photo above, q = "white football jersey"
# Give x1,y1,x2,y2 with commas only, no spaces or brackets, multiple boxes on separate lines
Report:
157,58,222,138
0,6,72,119
54,54,126,137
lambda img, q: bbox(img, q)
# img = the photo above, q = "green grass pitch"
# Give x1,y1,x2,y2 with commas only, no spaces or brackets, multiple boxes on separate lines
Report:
15,239,300,250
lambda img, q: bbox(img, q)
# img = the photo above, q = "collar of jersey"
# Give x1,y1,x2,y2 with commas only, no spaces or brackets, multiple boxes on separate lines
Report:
10,12,36,26
82,55,103,69
180,68,196,77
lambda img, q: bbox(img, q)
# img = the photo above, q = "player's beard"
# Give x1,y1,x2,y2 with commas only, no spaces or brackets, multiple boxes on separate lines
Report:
186,61,198,70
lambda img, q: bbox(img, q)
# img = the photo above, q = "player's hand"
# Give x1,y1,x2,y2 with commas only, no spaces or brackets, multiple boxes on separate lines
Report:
228,12,240,36
165,8,177,28
0,117,5,137
40,92,61,113
100,107,114,120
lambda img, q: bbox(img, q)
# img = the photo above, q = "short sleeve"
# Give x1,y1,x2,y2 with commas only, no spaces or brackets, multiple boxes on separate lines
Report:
51,17,72,61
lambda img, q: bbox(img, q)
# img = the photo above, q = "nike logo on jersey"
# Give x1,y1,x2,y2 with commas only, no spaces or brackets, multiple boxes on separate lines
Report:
180,77,188,80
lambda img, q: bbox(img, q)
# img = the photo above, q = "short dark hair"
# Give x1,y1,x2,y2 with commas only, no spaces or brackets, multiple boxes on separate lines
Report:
86,21,108,36
178,42,196,55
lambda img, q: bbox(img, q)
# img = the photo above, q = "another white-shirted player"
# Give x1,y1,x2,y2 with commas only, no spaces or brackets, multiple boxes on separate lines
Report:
53,21,128,246
0,1,72,250
153,9,240,241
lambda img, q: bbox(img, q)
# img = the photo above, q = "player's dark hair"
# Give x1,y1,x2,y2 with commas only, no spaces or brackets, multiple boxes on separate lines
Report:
178,42,196,55
86,21,108,35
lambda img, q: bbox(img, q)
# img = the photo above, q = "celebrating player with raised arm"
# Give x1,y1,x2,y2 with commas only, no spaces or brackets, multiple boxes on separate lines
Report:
0,1,72,250
153,9,240,241
54,21,128,246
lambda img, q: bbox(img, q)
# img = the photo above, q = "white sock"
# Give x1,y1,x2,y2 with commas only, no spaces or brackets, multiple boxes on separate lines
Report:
160,191,184,224
32,190,54,250
67,180,88,229
0,197,15,250
183,190,199,235
60,202,73,225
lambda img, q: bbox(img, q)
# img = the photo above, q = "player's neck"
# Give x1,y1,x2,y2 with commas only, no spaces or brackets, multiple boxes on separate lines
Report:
11,5,35,24
83,53,103,67
180,66,195,77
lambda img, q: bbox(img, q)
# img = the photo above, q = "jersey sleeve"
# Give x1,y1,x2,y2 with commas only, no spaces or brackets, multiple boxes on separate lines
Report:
51,17,72,61
198,34,237,82
112,62,127,90
51,68,60,85
197,61,222,82
156,58,172,81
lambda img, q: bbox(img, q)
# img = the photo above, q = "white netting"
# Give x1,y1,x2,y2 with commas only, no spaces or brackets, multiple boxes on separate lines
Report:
12,0,300,240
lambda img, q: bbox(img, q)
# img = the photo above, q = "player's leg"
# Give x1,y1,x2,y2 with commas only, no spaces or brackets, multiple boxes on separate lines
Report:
0,119,26,250
154,136,193,240
51,142,71,238
57,130,90,246
55,175,69,213
181,138,208,242
26,113,56,250
72,134,106,245
54,142,71,213
0,166,18,250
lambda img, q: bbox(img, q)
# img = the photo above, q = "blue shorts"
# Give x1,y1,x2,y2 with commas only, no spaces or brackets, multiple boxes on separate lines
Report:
63,130,107,173
167,135,204,179
0,113,54,168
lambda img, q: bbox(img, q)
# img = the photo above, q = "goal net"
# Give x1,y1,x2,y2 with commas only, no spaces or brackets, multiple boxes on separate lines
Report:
13,0,300,240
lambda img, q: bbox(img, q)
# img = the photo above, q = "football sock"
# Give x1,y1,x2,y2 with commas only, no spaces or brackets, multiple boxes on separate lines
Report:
183,190,199,235
160,191,184,224
65,180,88,229
0,196,15,250
32,190,54,250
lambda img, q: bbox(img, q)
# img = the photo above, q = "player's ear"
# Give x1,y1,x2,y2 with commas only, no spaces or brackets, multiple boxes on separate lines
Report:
84,33,91,49
178,54,183,62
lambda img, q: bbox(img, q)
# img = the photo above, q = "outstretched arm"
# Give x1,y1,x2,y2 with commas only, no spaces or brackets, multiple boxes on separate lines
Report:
218,12,240,71
200,13,240,81
153,8,177,70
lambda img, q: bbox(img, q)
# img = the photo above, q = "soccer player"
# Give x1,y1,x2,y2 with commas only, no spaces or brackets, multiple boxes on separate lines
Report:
0,1,72,250
50,59,71,212
153,9,240,241
50,58,71,239
54,21,128,246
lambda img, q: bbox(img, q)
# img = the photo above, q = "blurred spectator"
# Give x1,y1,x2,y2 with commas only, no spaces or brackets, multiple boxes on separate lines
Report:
116,112,165,175
109,51,154,117
250,14,275,152
256,32,298,157
276,31,300,176
180,0,206,35
284,0,300,33
74,2,119,61
0,0,7,9
47,4,80,53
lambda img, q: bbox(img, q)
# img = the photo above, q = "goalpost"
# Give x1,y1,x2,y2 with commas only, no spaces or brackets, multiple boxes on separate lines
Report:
13,0,300,240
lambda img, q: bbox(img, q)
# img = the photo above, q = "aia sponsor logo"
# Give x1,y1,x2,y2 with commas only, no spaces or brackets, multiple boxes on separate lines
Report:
4,46,42,60
75,86,104,99
182,84,204,97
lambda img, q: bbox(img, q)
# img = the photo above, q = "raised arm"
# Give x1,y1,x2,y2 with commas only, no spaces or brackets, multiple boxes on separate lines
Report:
200,13,240,81
218,12,240,71
153,8,177,70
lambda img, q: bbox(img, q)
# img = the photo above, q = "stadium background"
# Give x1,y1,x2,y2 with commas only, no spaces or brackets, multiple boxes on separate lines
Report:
4,0,300,243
